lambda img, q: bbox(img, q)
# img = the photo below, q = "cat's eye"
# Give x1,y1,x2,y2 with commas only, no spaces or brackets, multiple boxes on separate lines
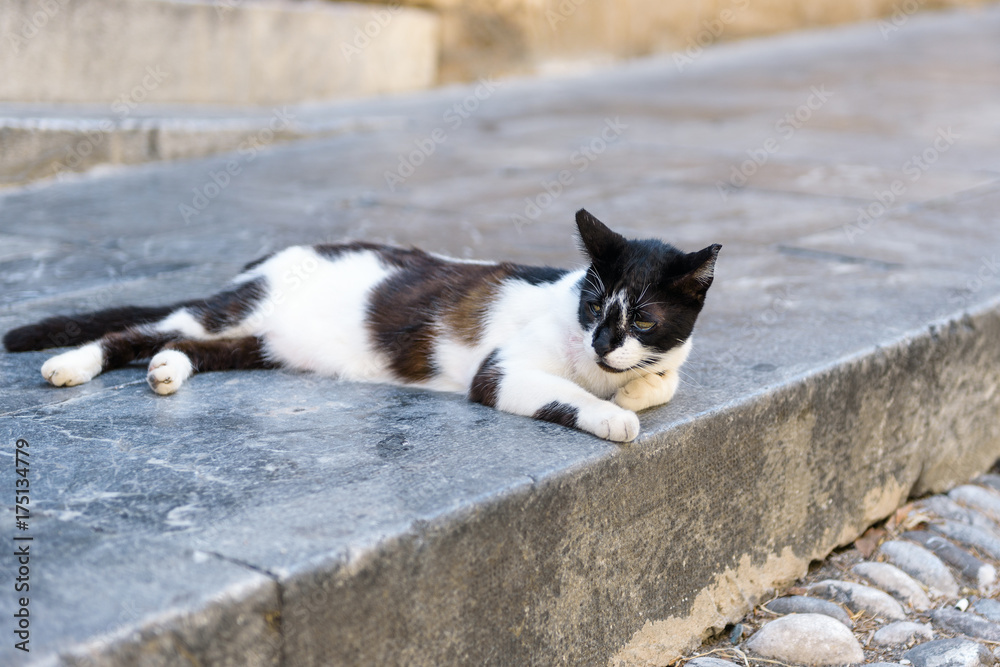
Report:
587,302,603,316
633,320,655,332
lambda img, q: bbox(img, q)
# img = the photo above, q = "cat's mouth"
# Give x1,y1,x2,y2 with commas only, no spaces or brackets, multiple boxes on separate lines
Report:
596,360,630,373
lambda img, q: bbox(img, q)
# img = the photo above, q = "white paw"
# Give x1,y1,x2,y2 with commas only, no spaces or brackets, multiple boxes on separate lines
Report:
613,371,679,412
579,402,640,442
147,350,193,395
41,344,103,387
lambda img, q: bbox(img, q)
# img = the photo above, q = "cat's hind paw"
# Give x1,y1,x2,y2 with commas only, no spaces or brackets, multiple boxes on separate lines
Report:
41,344,103,387
579,404,640,442
147,350,193,395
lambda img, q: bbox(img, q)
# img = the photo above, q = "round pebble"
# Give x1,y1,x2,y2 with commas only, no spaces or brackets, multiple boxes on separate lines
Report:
904,529,998,592
949,484,1000,524
807,579,906,620
880,540,960,598
764,595,853,627
930,607,1000,641
745,613,864,666
853,561,931,611
903,638,993,667
931,521,1000,561
872,621,934,647
972,597,1000,622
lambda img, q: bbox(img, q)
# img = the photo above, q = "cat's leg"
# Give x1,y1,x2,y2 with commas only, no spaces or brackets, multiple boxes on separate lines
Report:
613,369,680,412
470,353,640,442
41,328,174,387
147,337,275,395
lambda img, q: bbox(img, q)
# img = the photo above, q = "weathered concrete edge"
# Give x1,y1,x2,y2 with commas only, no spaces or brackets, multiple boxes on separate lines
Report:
44,567,282,667
278,298,1000,666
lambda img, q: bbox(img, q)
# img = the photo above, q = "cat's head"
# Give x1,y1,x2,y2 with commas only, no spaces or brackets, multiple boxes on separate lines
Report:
575,209,720,374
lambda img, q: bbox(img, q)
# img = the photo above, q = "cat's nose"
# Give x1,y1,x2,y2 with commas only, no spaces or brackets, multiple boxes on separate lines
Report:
592,329,613,357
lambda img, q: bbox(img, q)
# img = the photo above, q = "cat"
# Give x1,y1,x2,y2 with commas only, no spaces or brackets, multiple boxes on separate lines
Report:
3,209,719,442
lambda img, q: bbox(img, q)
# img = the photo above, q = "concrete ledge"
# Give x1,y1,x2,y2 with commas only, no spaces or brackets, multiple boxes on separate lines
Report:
2,8,1000,666
0,106,400,187
0,0,439,105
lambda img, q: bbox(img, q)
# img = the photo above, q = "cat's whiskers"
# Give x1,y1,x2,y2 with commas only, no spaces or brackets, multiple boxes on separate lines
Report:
634,284,650,310
588,269,606,294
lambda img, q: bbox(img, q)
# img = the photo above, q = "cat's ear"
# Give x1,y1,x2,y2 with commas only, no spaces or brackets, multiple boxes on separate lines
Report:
576,209,626,262
670,244,722,301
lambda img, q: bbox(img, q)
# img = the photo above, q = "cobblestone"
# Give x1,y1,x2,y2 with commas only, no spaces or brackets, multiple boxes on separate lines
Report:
745,613,865,666
903,531,997,592
903,638,994,667
763,595,853,627
872,621,934,647
930,608,1000,642
680,475,1000,666
881,540,961,598
808,580,907,620
853,562,932,612
950,486,1000,525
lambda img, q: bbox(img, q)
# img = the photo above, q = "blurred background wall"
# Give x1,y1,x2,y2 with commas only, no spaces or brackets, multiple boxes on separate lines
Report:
0,0,993,105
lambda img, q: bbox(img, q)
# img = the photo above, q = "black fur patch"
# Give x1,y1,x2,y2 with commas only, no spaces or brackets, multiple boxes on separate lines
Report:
100,329,177,370
164,337,277,371
363,244,568,383
3,305,184,352
533,401,579,428
241,252,275,272
508,265,567,286
188,278,266,333
468,349,504,407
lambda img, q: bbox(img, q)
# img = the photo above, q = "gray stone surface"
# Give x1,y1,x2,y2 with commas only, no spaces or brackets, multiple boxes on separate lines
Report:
881,540,961,599
951,485,1000,524
978,475,1000,494
853,561,932,612
2,7,1000,667
764,595,853,627
807,579,906,620
872,621,934,647
930,608,1000,642
904,530,998,592
919,496,1000,535
973,598,1000,623
904,639,994,667
744,614,864,666
0,511,281,666
931,521,1000,561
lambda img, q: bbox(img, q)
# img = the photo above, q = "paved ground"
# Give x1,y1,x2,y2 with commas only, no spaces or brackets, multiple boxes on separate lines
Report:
1,6,1000,666
684,472,1000,665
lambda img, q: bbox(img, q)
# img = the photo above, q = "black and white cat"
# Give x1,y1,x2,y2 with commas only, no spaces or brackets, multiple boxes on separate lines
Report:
3,210,719,442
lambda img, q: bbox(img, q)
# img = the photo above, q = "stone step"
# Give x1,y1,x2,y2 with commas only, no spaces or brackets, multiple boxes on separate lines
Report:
0,103,404,187
1,6,1000,666
0,0,439,105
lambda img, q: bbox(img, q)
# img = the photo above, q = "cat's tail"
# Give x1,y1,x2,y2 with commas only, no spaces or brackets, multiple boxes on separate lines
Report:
3,304,186,352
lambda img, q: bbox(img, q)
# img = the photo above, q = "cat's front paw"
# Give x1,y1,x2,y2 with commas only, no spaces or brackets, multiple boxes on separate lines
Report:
579,403,640,442
41,344,103,387
613,371,679,412
147,350,193,395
